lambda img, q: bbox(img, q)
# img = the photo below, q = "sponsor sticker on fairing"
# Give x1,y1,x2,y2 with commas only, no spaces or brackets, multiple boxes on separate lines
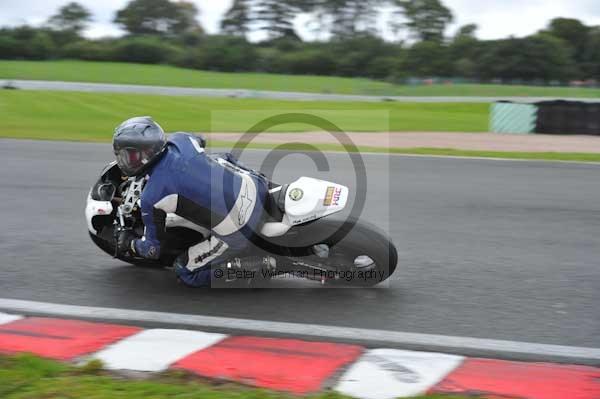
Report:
323,186,334,205
323,186,343,206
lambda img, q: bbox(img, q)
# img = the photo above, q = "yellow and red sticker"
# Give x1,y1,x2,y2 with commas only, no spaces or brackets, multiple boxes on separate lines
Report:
323,186,342,206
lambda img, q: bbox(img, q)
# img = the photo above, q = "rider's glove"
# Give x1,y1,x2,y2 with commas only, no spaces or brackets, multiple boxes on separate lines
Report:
115,229,138,258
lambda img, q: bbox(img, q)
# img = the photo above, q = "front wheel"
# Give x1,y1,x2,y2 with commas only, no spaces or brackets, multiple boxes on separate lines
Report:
89,232,157,266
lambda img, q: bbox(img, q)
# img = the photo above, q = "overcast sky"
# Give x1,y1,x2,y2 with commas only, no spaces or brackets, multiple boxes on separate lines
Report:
2,0,600,41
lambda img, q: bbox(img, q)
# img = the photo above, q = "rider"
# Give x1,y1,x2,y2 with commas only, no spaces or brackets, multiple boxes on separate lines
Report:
112,116,275,287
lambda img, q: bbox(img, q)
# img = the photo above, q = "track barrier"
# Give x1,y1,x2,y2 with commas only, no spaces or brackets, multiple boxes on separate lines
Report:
491,100,600,135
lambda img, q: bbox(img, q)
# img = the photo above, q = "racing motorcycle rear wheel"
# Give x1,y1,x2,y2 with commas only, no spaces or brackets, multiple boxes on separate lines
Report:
266,218,398,287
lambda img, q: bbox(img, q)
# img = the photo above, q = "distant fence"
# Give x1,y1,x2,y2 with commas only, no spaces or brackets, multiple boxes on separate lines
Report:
491,101,600,136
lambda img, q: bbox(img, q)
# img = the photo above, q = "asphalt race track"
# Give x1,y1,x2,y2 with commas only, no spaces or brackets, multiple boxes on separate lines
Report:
0,139,598,349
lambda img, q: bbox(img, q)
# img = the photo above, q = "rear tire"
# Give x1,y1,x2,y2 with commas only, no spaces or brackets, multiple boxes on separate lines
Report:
268,218,398,287
325,220,397,287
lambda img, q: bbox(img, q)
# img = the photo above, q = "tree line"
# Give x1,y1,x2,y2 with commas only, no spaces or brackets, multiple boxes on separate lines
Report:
1,0,599,84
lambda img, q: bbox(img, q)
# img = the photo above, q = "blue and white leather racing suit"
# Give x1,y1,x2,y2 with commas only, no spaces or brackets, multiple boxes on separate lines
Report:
132,132,269,287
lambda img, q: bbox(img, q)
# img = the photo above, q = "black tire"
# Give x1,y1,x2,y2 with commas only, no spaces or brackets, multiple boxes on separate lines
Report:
88,232,159,267
89,232,117,257
327,220,397,287
267,218,398,287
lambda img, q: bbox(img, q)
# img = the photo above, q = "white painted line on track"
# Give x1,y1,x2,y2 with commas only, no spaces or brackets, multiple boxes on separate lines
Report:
0,298,598,363
91,329,227,372
0,312,22,325
364,152,600,165
220,147,600,166
335,349,464,399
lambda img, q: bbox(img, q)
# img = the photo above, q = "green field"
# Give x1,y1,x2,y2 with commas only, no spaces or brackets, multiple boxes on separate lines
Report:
0,90,489,140
0,354,474,399
2,90,599,162
2,60,600,98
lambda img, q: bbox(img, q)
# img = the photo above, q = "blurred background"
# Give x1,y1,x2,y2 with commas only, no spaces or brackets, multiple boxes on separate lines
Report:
1,0,599,90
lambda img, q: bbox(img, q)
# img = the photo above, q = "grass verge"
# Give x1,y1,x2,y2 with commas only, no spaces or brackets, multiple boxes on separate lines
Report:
1,90,598,163
0,90,489,137
2,60,600,98
0,354,472,399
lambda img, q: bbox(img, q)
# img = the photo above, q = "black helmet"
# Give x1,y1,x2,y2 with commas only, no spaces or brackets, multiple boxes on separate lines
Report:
113,116,166,176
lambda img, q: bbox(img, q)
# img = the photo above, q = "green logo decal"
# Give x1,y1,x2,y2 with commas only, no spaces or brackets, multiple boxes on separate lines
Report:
289,188,304,201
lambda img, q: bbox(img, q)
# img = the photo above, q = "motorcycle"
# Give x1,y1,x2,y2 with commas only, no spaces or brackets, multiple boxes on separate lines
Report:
85,151,397,287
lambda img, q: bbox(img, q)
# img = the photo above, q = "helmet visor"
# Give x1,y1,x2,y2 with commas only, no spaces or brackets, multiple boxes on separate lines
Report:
115,147,147,176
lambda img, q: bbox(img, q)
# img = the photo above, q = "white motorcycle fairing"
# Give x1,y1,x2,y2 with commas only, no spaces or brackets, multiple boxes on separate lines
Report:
85,193,113,235
260,177,349,238
86,176,349,239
